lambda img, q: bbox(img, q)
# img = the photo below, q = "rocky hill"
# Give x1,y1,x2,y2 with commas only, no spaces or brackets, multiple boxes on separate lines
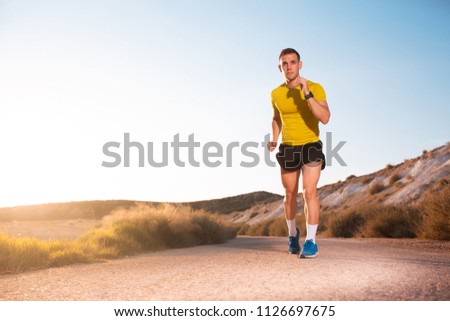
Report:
230,143,450,225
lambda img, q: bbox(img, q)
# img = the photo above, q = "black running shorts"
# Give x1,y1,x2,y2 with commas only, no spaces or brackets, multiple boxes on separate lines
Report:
276,140,326,171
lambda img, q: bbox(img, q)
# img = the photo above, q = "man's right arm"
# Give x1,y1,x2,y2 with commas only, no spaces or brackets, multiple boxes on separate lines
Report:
268,107,282,151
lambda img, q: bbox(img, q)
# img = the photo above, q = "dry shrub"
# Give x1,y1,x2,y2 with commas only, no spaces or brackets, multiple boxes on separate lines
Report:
362,176,373,184
437,178,449,187
0,204,237,274
389,173,401,185
237,224,250,235
327,205,420,238
250,212,258,219
327,209,367,237
0,235,54,273
369,182,384,195
419,185,450,240
98,203,237,250
317,208,334,233
359,206,420,238
48,247,92,267
395,181,404,188
241,214,306,237
244,217,286,236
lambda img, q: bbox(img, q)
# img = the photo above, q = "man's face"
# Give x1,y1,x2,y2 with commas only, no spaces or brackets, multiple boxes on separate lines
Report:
278,53,302,81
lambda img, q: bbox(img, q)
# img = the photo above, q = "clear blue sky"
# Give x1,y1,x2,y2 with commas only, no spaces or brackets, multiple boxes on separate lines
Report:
0,0,449,207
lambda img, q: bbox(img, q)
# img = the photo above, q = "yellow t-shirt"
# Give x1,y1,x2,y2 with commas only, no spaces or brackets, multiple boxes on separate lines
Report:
271,80,326,146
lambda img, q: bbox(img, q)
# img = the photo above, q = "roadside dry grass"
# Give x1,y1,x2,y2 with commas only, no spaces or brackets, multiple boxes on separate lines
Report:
238,214,307,237
0,204,237,274
419,184,450,240
326,205,420,238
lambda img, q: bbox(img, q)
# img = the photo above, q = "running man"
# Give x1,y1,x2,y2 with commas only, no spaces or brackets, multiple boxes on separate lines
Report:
267,48,330,258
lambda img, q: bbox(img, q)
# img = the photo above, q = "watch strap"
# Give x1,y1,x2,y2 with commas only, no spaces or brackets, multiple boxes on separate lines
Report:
304,92,314,99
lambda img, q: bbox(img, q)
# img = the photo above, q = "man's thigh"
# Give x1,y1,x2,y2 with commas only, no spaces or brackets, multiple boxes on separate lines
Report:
301,162,322,190
280,167,301,193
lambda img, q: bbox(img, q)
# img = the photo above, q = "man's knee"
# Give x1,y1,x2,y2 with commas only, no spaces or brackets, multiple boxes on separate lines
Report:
302,188,317,201
284,189,297,203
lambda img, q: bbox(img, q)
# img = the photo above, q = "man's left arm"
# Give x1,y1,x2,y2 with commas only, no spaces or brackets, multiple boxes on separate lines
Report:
299,77,330,124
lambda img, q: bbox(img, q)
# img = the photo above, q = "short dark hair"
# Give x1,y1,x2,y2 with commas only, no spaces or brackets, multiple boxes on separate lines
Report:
279,48,300,61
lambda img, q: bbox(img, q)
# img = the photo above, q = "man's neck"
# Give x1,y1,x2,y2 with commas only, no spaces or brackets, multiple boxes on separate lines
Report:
285,75,300,89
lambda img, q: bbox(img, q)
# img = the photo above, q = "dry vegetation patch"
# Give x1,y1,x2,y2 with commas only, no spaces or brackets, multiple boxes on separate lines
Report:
420,185,450,240
0,204,237,274
369,182,385,195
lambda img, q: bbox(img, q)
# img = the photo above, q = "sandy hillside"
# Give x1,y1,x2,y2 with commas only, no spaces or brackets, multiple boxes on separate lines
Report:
230,143,450,225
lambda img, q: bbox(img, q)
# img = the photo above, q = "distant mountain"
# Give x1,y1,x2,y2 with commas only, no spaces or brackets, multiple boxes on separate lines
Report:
180,191,282,214
0,192,282,221
0,200,150,221
1,143,448,224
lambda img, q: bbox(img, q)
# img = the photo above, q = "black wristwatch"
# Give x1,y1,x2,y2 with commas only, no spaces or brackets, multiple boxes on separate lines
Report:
304,92,314,100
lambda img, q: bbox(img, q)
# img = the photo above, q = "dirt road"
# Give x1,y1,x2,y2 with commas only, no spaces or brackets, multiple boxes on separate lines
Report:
1,237,449,300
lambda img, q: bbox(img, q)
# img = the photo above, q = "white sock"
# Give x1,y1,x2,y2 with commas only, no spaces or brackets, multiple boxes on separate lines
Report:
306,224,318,243
286,219,297,237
